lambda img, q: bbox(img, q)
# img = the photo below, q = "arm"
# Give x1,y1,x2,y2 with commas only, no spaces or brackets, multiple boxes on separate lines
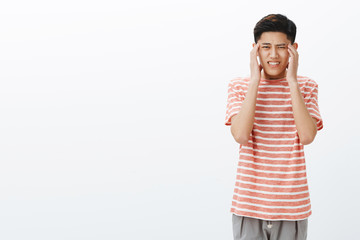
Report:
230,43,262,144
231,80,260,144
287,43,317,145
288,81,318,145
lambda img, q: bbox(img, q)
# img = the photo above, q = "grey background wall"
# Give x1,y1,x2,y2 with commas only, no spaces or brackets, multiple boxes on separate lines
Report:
0,0,358,239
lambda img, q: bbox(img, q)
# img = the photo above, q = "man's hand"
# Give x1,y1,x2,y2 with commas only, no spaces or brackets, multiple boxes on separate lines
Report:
286,44,299,83
250,43,262,82
285,43,318,145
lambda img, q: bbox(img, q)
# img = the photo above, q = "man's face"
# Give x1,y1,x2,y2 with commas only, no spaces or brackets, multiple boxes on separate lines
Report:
253,32,298,79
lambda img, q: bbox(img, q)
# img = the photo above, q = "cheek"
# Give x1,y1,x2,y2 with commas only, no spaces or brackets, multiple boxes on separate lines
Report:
258,49,266,56
258,51,266,63
280,51,290,62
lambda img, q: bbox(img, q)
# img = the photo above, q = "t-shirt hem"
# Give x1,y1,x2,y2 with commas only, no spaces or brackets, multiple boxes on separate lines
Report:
230,209,311,221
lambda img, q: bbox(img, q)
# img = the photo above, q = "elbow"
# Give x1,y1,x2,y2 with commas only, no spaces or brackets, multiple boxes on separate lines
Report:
300,138,312,145
300,135,315,145
299,128,317,145
231,125,251,145
235,135,250,145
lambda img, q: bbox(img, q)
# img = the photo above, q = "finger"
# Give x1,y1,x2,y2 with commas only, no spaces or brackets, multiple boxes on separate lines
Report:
288,43,296,49
253,43,259,52
288,49,298,63
287,44,293,53
251,43,257,53
251,43,260,59
287,47,294,58
288,44,298,56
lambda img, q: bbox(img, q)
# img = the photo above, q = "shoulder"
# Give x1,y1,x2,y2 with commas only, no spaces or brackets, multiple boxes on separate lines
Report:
229,76,249,85
228,76,250,90
297,76,318,88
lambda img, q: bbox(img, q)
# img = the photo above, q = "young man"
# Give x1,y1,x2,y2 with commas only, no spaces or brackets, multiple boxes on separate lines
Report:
225,14,323,240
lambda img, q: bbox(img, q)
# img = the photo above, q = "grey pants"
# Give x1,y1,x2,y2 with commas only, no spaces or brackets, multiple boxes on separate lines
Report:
232,214,308,240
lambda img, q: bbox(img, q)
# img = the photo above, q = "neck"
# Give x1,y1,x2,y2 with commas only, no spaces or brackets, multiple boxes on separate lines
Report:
261,70,287,80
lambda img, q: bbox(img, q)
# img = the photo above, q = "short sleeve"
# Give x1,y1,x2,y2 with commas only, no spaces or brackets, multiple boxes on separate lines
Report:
304,81,323,131
225,79,245,126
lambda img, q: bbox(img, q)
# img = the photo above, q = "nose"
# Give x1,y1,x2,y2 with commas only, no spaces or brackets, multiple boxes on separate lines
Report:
270,48,278,58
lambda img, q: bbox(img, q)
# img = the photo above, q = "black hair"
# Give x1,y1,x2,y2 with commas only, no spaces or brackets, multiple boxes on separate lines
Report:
253,14,297,44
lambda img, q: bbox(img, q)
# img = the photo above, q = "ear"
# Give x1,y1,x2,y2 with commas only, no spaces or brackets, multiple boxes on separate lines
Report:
252,43,256,48
292,42,298,50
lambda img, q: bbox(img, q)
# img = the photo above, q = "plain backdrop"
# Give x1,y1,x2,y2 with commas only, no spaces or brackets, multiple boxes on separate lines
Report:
0,0,359,239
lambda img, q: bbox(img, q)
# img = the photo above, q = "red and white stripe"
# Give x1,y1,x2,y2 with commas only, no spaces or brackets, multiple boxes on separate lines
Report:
225,76,323,220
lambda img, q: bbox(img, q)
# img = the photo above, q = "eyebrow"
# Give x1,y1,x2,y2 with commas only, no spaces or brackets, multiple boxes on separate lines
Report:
261,43,287,46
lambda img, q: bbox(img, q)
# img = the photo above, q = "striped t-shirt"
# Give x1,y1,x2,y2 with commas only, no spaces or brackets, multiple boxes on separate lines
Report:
224,76,323,221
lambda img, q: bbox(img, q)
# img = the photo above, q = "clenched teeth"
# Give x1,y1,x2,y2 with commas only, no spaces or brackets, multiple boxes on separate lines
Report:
268,62,280,65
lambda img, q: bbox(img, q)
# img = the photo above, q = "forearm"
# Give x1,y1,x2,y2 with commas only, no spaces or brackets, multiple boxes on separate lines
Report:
231,80,259,144
288,80,317,145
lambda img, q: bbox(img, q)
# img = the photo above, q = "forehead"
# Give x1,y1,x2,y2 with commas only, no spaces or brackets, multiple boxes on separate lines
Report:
258,32,290,44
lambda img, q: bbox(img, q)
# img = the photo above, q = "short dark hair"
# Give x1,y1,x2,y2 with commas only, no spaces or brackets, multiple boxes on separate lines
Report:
253,14,297,44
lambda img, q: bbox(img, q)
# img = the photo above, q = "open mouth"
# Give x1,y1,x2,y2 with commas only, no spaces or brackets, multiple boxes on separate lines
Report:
268,61,280,68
